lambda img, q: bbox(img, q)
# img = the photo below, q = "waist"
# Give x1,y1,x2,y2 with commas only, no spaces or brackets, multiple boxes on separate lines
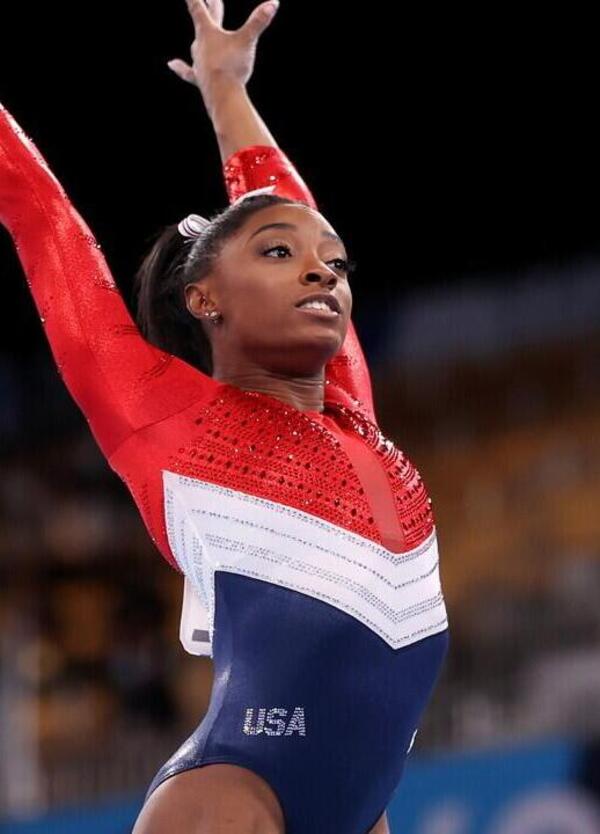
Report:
211,572,449,736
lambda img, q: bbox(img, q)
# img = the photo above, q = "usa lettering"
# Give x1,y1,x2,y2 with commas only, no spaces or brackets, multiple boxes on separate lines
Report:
242,707,306,736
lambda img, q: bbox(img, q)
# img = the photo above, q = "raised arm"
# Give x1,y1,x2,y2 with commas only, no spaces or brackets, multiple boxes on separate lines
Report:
168,0,377,423
0,104,213,459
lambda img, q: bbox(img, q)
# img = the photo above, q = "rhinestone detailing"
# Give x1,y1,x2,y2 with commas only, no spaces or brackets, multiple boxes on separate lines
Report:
165,388,381,541
164,389,434,552
224,145,318,209
163,471,447,651
327,403,435,551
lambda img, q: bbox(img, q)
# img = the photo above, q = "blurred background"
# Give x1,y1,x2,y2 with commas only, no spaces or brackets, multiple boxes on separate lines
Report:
1,2,600,832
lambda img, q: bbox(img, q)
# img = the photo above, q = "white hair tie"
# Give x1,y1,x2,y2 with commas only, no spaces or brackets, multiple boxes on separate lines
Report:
178,187,277,239
178,213,209,239
232,185,277,204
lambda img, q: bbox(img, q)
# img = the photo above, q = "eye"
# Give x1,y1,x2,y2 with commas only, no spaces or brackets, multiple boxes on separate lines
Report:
262,244,293,258
261,245,357,276
329,258,357,276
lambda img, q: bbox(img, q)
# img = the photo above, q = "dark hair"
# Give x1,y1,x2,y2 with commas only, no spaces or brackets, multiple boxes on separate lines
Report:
133,194,305,375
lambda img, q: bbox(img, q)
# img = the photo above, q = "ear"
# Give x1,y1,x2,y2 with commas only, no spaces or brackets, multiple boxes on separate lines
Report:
185,279,218,320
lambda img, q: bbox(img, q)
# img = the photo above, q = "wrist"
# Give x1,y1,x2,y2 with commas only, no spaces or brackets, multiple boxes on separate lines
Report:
201,74,247,116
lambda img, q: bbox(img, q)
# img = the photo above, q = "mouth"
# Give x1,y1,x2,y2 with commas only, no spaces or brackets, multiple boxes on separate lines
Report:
294,294,342,318
296,306,340,321
297,307,340,321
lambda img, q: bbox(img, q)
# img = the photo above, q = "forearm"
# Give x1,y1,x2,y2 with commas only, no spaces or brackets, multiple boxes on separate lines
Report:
0,104,206,456
204,78,278,164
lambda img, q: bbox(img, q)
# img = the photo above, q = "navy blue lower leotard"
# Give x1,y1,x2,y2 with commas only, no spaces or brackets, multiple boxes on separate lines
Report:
147,571,449,833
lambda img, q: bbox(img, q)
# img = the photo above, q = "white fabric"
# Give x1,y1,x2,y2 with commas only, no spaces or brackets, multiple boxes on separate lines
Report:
179,577,211,656
232,185,277,204
164,470,448,657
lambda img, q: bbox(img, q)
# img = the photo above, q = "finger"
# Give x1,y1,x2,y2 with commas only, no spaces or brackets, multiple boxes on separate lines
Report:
184,0,217,33
200,0,225,27
167,58,198,86
238,0,279,42
208,0,225,27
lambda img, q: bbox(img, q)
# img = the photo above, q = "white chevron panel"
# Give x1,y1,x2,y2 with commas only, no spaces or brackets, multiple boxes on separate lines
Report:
163,470,448,653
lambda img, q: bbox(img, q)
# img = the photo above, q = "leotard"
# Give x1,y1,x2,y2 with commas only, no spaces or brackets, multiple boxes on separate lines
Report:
0,104,449,834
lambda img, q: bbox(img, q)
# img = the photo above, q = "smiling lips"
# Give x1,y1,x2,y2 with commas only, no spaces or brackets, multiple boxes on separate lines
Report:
295,293,342,317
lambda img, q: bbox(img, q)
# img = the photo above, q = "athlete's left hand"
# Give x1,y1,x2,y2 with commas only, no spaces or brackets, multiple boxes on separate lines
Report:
167,0,279,95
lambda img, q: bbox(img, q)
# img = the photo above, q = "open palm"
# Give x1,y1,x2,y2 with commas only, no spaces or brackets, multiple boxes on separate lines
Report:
168,0,279,92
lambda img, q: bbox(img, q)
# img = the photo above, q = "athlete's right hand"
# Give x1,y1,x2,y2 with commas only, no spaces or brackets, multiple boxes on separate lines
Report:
167,0,279,103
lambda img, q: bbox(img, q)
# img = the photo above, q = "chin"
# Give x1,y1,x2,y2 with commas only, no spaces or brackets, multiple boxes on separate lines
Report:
275,334,343,374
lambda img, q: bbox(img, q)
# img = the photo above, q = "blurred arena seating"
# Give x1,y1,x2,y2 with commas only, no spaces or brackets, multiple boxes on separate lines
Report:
1,319,599,812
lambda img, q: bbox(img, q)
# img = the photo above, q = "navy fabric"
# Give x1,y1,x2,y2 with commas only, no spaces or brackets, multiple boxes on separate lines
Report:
146,573,448,833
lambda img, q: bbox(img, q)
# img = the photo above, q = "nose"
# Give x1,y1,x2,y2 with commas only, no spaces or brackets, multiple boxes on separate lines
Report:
302,267,338,288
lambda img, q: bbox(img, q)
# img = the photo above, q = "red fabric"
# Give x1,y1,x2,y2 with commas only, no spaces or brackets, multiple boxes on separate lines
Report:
0,104,216,460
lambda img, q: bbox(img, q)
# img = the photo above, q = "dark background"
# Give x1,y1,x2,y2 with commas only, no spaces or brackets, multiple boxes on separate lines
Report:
1,2,598,358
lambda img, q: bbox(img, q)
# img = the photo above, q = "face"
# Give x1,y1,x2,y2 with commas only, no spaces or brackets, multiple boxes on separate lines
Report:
185,204,353,376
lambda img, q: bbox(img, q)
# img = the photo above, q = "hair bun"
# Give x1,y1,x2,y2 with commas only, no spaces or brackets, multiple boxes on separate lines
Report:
178,213,210,239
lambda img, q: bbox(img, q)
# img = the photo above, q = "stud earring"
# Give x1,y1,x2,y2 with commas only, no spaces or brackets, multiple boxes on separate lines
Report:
203,310,221,324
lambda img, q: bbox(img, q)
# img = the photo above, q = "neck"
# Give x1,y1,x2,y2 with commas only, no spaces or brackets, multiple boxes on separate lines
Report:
213,364,325,413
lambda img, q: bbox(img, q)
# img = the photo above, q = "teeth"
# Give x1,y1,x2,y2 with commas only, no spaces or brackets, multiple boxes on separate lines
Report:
300,300,336,312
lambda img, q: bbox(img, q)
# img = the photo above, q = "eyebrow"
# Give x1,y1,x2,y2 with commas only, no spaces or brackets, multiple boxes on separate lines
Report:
247,222,344,247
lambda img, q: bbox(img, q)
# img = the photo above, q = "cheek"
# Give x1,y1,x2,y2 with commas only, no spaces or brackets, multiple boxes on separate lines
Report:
227,273,289,330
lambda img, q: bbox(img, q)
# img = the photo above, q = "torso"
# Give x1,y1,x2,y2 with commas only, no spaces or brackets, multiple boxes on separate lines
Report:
110,384,449,834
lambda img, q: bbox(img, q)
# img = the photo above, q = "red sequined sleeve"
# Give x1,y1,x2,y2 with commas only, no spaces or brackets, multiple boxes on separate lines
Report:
0,104,211,458
223,145,377,423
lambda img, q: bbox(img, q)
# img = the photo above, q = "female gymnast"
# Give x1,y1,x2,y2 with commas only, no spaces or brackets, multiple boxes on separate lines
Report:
0,0,449,831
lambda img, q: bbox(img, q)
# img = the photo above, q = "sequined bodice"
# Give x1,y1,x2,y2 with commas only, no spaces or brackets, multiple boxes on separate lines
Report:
162,387,434,553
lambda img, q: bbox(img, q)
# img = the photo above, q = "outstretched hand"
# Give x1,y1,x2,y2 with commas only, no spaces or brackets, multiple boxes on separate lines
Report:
168,0,279,96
